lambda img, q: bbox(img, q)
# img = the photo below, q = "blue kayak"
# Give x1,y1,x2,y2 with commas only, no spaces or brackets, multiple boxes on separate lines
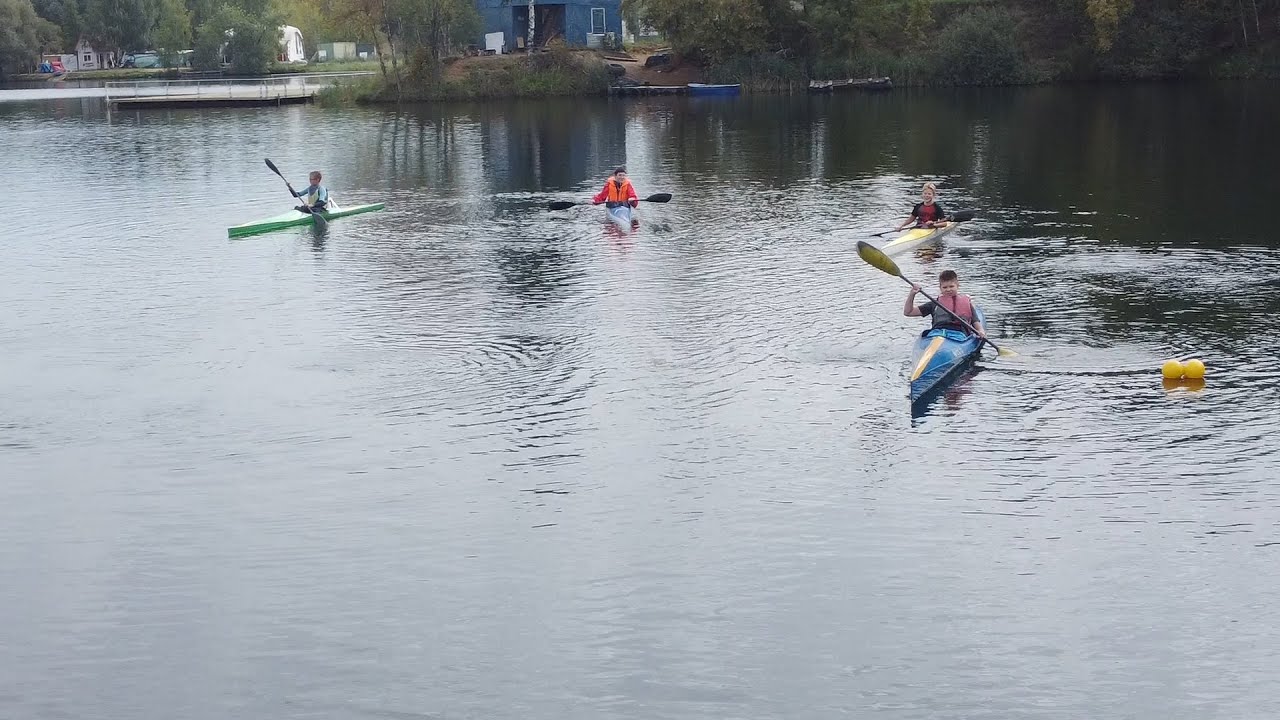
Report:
606,203,633,231
687,83,742,96
908,308,986,404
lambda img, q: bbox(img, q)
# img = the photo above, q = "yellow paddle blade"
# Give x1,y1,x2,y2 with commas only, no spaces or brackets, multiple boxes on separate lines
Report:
856,240,902,277
996,346,1018,358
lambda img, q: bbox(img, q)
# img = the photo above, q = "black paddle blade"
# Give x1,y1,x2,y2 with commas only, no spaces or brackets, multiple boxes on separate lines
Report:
548,201,578,211
642,193,672,203
951,209,976,222
264,158,283,177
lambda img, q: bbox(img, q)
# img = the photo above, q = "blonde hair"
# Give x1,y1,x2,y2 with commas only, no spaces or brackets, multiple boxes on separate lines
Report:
923,182,937,194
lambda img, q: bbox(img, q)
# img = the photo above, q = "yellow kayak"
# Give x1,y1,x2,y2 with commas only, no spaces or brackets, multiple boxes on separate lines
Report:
880,222,957,255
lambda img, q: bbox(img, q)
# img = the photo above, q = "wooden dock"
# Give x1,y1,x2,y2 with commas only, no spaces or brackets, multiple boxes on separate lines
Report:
110,88,315,109
103,72,373,110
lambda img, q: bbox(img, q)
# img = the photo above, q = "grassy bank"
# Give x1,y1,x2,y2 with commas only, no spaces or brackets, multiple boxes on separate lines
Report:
269,60,382,75
316,49,611,105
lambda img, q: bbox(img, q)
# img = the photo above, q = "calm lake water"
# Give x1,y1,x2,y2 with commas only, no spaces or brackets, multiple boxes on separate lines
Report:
2,84,1279,719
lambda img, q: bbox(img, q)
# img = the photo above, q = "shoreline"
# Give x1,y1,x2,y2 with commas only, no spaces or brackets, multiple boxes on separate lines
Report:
9,53,1275,103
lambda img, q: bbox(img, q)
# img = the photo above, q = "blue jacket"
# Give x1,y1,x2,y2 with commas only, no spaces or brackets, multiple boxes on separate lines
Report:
292,183,328,206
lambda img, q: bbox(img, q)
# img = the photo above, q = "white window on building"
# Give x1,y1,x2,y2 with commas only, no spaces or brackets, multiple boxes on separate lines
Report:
591,7,606,34
84,53,92,62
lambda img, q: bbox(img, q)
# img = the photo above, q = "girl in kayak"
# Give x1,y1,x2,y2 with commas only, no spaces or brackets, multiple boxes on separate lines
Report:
904,269,986,338
289,171,329,213
894,182,948,231
592,167,639,209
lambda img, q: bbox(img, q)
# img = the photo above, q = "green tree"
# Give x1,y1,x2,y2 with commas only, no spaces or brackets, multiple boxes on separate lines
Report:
31,0,81,48
904,0,934,51
84,0,160,55
186,0,220,29
1,0,59,74
628,0,767,63
193,3,278,74
152,0,190,64
930,7,1027,85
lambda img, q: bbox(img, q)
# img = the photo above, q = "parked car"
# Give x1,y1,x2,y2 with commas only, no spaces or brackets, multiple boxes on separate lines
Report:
122,52,161,68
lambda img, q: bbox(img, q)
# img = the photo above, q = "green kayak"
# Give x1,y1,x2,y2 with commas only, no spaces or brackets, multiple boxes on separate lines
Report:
226,203,386,238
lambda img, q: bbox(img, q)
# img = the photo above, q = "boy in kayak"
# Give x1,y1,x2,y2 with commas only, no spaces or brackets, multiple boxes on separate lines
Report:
592,167,639,208
288,171,329,214
894,182,948,231
905,269,986,337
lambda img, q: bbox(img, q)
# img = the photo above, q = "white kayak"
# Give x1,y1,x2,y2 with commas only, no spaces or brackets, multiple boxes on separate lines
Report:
606,203,634,231
880,221,957,255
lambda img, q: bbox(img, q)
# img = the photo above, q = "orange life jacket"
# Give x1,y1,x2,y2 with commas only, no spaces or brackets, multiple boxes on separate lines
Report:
606,178,635,204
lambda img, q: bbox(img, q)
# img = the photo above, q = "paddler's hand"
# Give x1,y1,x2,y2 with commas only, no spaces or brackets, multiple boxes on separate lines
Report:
592,200,602,205
910,283,922,295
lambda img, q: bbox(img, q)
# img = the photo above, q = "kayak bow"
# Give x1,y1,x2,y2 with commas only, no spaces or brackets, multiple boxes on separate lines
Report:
606,203,634,231
227,203,385,238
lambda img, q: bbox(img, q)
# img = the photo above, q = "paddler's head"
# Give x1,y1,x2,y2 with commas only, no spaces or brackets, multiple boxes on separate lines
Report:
309,171,322,185
921,182,937,205
938,269,959,297
612,166,627,183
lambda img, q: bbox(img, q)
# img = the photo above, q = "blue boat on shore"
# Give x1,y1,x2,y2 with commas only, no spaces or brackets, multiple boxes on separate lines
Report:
687,83,741,97
908,308,987,405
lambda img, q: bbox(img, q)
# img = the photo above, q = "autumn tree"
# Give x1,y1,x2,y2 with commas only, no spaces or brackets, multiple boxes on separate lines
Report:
1085,0,1133,51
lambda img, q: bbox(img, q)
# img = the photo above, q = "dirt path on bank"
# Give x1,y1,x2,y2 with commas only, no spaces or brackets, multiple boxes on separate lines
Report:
614,52,703,85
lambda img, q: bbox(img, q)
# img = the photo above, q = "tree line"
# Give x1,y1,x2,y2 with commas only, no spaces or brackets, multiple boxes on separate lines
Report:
5,0,1275,82
625,0,1278,84
1,0,482,78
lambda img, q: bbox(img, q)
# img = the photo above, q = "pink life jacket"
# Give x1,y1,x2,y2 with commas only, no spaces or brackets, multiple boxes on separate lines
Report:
931,293,975,329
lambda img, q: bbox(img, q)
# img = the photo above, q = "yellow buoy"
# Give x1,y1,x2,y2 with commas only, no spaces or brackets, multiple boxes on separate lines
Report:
1183,359,1206,380
1162,359,1185,380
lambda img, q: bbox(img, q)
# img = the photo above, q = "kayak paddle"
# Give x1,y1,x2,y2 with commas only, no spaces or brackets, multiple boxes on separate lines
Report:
264,158,327,231
548,193,673,211
870,209,976,237
855,240,1014,358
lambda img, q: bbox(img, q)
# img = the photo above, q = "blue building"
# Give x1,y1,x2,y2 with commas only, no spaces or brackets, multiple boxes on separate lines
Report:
474,0,623,51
